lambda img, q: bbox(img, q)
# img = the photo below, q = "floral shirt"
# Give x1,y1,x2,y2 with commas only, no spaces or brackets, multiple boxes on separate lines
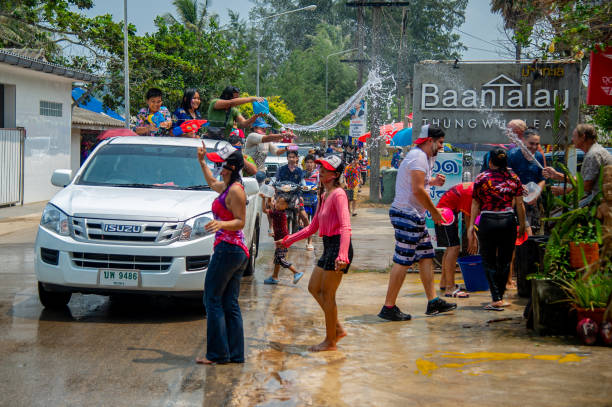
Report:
135,106,171,136
344,162,361,189
171,107,202,136
473,169,522,212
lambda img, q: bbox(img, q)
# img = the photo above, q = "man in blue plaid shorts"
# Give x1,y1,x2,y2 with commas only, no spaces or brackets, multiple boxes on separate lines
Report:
378,125,457,320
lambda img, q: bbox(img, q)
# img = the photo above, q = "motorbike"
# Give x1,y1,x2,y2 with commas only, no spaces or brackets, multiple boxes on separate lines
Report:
301,183,318,219
273,181,302,234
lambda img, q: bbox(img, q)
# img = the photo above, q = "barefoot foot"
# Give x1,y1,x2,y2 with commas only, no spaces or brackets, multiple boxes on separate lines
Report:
336,324,347,342
309,340,337,352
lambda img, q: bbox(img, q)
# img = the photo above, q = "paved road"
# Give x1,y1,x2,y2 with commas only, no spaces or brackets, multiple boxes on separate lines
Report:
1,209,611,406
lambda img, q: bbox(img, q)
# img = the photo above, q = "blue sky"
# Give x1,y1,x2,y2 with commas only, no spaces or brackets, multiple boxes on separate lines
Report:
82,0,508,60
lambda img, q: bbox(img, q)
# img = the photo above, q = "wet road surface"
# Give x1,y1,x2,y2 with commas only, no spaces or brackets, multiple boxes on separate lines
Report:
1,209,611,406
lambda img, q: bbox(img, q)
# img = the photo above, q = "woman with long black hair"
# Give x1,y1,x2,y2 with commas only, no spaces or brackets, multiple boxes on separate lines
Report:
172,88,202,138
467,148,526,311
276,155,353,352
195,142,249,364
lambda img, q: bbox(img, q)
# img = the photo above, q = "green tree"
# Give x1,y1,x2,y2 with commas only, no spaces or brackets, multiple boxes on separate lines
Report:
161,0,213,33
490,0,542,60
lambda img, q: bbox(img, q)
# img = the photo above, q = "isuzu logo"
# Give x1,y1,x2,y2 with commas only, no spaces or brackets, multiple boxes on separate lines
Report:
103,224,142,233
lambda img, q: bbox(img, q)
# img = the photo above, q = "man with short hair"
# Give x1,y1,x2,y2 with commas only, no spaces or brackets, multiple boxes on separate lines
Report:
378,125,457,321
543,124,612,197
507,128,546,235
244,117,286,183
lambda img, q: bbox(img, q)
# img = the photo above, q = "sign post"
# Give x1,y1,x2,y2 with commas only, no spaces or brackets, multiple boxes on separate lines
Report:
412,62,581,145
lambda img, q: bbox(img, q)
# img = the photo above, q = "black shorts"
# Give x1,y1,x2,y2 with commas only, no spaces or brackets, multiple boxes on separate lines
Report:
434,216,460,247
274,247,292,268
344,188,355,201
317,235,353,273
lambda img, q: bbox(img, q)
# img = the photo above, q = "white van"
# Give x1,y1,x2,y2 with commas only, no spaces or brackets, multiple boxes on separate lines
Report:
34,137,261,308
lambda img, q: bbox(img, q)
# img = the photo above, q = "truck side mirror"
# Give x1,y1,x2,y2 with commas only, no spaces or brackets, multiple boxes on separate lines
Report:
51,169,73,187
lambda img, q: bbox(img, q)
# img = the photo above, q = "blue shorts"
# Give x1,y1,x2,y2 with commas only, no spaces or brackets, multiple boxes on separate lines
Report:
389,206,434,266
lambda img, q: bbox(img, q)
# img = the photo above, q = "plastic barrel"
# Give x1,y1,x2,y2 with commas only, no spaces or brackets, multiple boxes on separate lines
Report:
457,255,489,292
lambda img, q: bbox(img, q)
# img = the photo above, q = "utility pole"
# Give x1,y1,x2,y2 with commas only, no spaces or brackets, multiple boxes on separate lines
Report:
347,1,410,202
356,2,365,88
369,5,382,202
396,8,407,123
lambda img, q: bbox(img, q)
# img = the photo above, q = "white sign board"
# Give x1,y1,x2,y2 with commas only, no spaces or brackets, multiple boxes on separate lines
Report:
349,99,367,139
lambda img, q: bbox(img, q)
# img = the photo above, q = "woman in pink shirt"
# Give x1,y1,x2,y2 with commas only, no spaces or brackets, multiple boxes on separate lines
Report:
277,155,353,352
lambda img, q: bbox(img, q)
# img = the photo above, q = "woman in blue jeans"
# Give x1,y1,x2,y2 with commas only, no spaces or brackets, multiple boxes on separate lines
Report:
196,142,249,364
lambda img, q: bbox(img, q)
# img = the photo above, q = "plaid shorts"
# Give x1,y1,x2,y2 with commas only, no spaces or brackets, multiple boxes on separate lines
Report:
274,247,292,269
389,206,435,266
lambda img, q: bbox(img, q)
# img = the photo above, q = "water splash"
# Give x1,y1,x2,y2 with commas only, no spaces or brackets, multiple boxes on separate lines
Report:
267,69,395,134
505,130,545,169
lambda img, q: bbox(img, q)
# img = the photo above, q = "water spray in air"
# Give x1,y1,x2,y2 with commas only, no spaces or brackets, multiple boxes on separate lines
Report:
266,69,394,134
505,130,545,170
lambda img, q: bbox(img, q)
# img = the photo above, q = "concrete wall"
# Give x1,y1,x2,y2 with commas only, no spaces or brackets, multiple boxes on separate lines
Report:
70,128,81,177
0,64,73,203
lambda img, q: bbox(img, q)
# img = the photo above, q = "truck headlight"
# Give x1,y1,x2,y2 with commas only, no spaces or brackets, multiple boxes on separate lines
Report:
40,204,70,236
180,213,214,241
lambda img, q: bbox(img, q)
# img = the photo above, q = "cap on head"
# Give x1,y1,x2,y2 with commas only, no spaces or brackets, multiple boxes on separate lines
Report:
252,117,270,129
315,154,344,173
207,144,238,163
414,124,445,145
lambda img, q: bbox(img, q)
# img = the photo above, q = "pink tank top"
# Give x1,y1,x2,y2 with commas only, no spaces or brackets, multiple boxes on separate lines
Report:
211,183,249,257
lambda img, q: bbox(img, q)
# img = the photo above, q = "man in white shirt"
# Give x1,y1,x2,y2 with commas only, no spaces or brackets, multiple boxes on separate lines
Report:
378,125,458,321
244,117,287,182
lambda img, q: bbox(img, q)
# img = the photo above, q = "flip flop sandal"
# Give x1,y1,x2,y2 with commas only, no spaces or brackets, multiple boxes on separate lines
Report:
484,304,504,311
445,288,469,298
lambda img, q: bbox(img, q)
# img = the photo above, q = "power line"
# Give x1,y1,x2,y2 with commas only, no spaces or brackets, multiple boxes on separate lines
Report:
456,28,506,50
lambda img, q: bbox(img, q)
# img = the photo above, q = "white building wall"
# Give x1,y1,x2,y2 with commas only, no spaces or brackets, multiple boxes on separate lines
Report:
0,64,73,203
70,128,81,176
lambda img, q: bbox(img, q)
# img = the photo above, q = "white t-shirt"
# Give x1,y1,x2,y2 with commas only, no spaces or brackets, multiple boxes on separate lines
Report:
245,132,280,171
392,147,434,214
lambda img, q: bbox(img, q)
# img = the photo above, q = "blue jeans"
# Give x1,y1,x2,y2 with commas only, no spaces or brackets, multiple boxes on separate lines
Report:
204,241,248,363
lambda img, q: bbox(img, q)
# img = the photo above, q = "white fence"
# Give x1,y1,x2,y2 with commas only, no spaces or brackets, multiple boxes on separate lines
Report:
0,128,25,206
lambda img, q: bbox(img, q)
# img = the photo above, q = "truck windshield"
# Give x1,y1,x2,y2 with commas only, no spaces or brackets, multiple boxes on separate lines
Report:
77,144,211,189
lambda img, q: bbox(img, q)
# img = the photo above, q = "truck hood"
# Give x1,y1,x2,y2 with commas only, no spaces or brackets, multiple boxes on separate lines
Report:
50,185,218,222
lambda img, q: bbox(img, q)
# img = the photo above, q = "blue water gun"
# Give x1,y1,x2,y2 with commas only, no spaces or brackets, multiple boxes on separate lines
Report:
146,111,166,127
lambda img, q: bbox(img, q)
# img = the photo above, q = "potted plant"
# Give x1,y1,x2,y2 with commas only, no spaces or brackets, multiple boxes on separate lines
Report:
561,269,612,326
568,223,600,269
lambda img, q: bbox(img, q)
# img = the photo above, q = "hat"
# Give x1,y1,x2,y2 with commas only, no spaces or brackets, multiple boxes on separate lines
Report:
315,154,344,173
414,124,445,145
414,124,431,145
206,144,238,163
252,117,270,128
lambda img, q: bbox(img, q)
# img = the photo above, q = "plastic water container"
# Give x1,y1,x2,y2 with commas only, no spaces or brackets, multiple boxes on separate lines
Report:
524,181,541,204
252,99,269,115
457,255,489,292
259,183,275,198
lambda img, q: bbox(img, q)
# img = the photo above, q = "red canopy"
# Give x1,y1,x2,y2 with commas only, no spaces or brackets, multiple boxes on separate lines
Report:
97,128,137,141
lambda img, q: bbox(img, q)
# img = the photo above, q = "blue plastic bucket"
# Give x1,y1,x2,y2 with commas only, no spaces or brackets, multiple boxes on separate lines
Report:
457,255,489,292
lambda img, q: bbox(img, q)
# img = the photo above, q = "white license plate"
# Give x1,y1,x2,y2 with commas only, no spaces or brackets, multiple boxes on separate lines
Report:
99,269,139,287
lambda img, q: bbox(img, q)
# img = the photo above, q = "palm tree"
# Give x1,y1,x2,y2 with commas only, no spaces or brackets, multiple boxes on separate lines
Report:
162,0,210,33
490,0,540,61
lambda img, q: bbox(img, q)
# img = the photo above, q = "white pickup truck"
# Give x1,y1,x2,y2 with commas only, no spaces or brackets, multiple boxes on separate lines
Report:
34,137,261,308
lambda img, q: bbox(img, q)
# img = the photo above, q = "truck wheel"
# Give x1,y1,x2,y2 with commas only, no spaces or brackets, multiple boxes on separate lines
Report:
243,223,259,277
38,282,71,309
